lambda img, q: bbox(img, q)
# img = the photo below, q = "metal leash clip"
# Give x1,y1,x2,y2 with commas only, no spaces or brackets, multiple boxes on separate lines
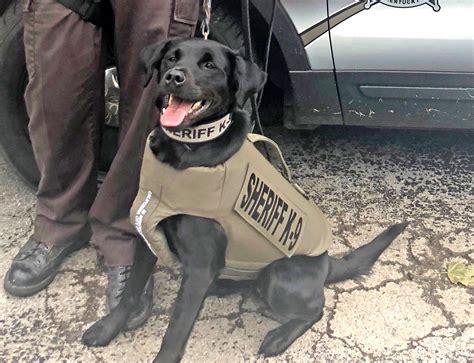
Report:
200,0,212,39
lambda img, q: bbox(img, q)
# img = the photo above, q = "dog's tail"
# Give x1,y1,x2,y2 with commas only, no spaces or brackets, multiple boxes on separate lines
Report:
325,222,408,285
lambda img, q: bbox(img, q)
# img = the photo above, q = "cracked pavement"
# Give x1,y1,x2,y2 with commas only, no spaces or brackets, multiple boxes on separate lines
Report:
1,126,473,362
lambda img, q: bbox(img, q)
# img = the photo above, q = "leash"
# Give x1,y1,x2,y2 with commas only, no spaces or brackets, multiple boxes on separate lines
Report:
241,0,278,132
241,0,277,159
257,0,277,109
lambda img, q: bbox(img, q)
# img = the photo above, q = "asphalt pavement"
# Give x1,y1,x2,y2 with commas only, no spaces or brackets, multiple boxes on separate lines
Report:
1,125,473,362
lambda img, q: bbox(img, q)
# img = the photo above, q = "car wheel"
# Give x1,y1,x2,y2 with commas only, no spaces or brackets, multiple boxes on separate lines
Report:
209,0,244,50
0,2,39,188
0,0,254,189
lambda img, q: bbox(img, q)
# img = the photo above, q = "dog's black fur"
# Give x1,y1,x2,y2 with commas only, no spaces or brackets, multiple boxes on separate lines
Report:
82,38,408,362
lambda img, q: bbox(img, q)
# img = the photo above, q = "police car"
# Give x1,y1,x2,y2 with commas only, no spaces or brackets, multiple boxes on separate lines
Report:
0,0,473,187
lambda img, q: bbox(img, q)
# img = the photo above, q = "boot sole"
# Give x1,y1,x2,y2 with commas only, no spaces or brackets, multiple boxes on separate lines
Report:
3,268,58,297
3,241,89,297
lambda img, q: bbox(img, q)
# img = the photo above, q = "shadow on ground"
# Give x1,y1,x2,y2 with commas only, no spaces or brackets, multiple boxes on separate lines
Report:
1,126,472,361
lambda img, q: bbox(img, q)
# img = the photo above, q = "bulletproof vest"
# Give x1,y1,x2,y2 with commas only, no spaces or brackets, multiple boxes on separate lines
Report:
131,133,332,280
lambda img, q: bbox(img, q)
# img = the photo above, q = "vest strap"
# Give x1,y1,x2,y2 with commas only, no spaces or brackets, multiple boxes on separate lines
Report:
247,133,292,182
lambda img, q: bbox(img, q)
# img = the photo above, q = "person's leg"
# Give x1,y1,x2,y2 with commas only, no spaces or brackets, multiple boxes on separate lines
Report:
4,0,104,297
88,0,198,328
89,0,199,267
28,0,104,246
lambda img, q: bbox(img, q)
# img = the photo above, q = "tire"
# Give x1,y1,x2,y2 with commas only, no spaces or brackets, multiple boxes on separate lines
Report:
209,0,283,125
0,2,39,188
208,0,245,50
208,0,266,121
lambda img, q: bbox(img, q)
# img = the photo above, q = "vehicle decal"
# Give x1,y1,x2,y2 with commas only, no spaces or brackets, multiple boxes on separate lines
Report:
300,21,328,47
300,0,441,46
365,0,440,12
300,2,365,46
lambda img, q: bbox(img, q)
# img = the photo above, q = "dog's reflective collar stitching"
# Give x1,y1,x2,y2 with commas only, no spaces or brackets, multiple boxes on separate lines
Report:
161,114,232,144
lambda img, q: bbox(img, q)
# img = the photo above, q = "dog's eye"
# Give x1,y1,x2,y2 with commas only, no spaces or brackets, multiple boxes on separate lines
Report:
167,56,177,62
203,62,215,69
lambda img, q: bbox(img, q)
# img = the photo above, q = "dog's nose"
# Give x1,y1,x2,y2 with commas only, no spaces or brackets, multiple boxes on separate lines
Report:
164,69,186,86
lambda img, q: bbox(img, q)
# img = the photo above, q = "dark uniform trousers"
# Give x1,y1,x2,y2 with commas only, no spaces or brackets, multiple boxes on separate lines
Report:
21,0,198,266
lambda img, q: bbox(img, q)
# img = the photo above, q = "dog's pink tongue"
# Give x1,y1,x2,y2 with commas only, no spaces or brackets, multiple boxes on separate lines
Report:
161,98,194,127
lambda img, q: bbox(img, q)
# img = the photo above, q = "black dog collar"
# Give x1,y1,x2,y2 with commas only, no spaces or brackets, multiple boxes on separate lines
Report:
161,114,232,144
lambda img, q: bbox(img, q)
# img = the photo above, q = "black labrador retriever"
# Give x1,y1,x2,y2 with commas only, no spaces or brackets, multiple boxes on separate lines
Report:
82,38,408,362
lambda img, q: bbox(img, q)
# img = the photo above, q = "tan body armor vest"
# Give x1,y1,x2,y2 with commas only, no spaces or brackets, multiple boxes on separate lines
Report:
131,133,332,280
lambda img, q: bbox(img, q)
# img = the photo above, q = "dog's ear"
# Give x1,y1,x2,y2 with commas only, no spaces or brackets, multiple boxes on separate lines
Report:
230,51,267,108
140,38,181,87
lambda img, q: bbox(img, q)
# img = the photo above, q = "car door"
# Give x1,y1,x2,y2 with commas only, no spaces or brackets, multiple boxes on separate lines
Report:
328,0,474,129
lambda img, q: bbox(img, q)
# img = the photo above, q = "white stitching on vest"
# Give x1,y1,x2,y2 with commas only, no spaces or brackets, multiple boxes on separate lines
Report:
135,190,154,250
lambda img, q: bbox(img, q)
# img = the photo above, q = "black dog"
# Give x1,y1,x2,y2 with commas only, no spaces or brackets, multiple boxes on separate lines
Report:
82,38,408,362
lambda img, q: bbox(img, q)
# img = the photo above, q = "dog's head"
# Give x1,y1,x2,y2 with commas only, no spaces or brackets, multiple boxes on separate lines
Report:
140,38,266,129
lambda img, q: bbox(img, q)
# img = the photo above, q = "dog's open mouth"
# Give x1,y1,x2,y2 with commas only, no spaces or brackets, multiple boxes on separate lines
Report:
160,94,211,128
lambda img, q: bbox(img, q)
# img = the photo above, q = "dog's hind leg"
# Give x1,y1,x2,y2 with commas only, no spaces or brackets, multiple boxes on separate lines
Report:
258,310,323,357
255,255,329,357
154,216,227,363
82,238,157,347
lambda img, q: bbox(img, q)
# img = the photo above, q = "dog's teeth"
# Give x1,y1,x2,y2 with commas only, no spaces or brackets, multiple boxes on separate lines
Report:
190,102,201,112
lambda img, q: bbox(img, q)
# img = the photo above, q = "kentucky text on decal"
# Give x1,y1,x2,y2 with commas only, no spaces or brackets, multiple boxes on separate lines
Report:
234,167,305,256
365,0,440,11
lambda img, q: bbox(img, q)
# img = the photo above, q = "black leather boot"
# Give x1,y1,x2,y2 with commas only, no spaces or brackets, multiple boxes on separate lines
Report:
106,266,154,330
4,237,88,297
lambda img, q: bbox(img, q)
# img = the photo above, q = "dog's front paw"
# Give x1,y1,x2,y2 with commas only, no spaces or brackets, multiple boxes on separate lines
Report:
82,315,123,347
258,327,290,357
